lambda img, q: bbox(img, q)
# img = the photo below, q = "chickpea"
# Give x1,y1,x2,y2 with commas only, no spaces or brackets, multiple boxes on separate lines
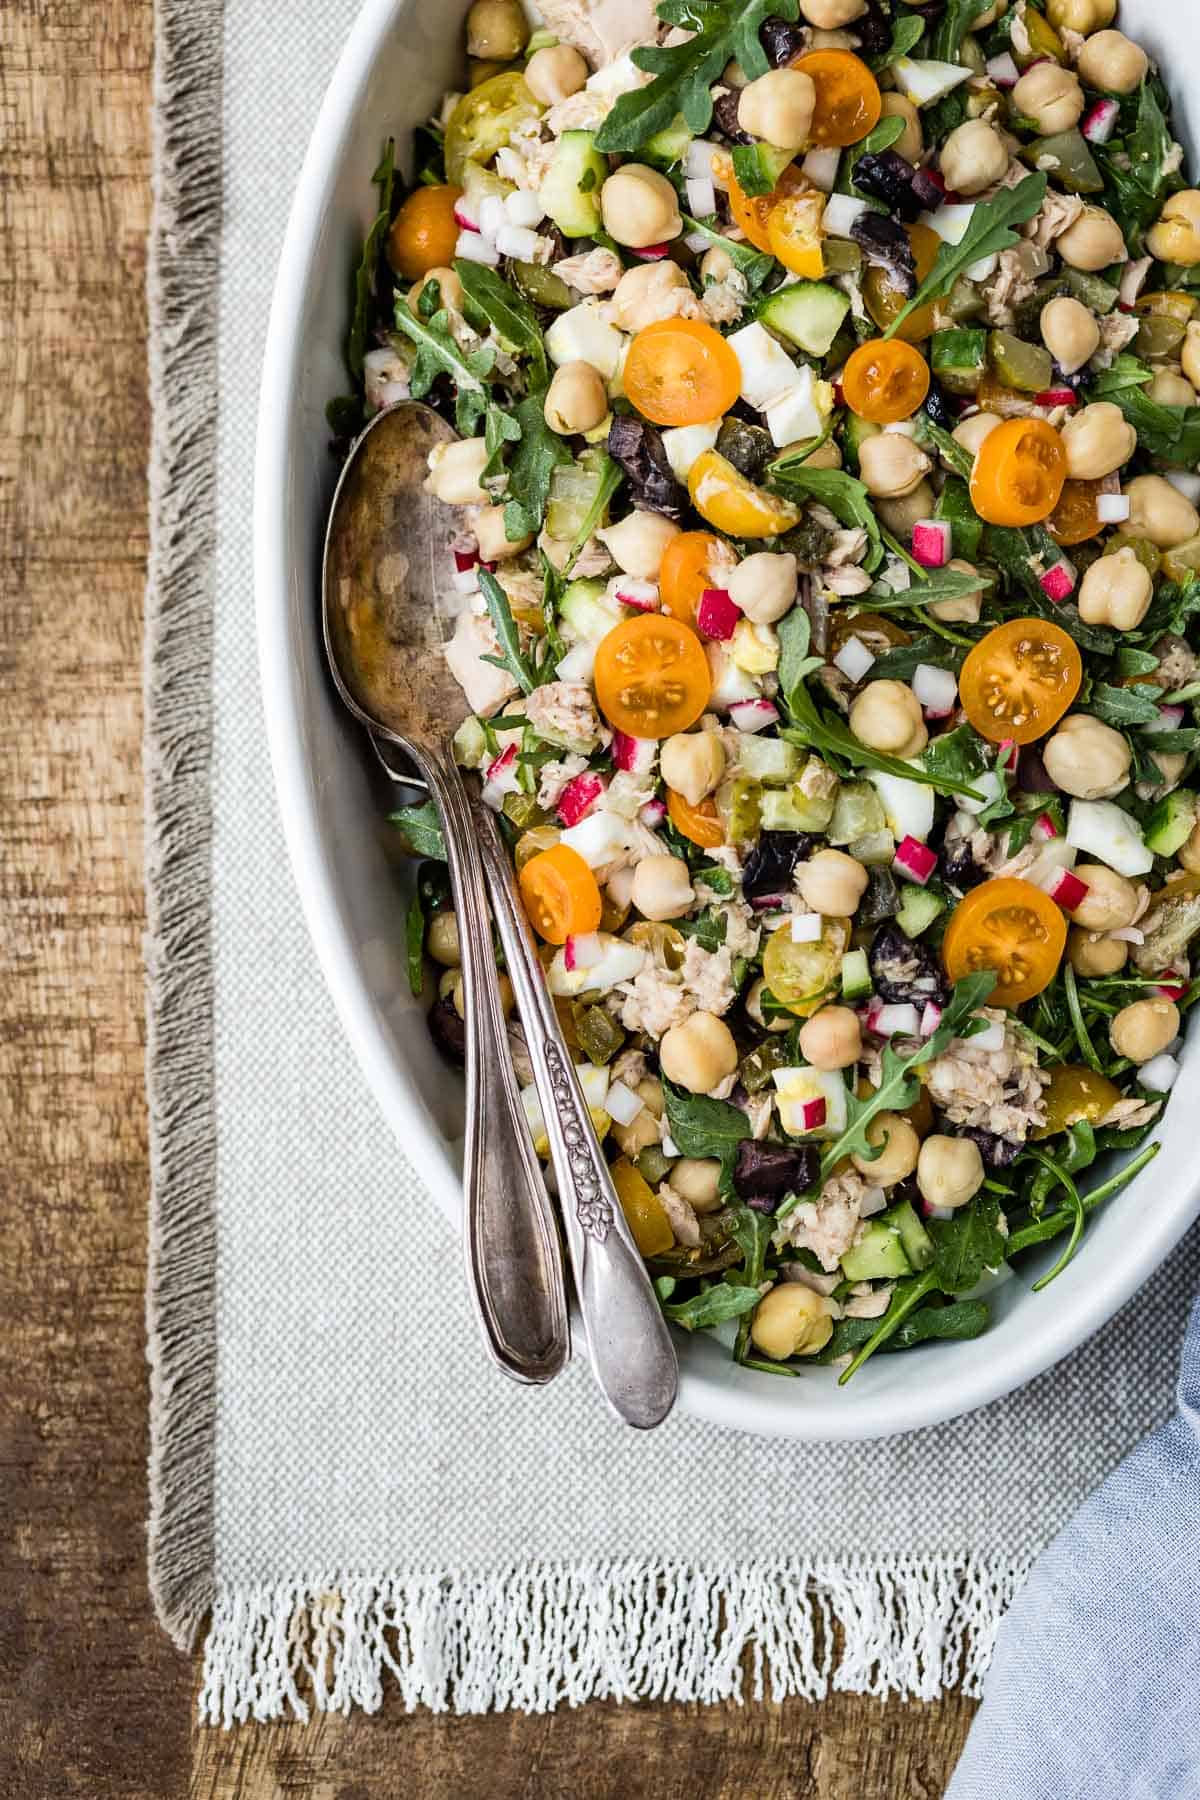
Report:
727,551,797,625
465,0,529,60
798,1004,862,1071
409,265,465,315
1151,366,1197,407
737,68,817,151
523,43,588,107
700,245,735,284
660,729,726,806
849,679,928,758
916,1135,984,1211
857,433,932,499
600,164,682,250
1147,191,1200,268
1076,29,1148,94
597,508,681,578
1061,402,1137,481
610,1076,666,1157
851,1112,920,1187
799,0,866,23
1065,863,1139,932
1040,295,1100,376
795,848,869,918
631,854,695,923
750,1282,834,1360
798,436,843,470
660,1010,739,1095
1056,206,1127,272
1078,546,1153,631
940,119,1009,197
424,435,491,505
929,557,985,625
544,361,608,436
1110,998,1180,1066
746,977,792,1034
1011,62,1084,137
1068,928,1127,978
1043,714,1131,800
473,504,532,561
1126,474,1200,550
669,1158,724,1214
875,481,936,542
880,92,922,163
953,411,1002,458
1046,0,1114,29
427,910,461,966
609,261,696,335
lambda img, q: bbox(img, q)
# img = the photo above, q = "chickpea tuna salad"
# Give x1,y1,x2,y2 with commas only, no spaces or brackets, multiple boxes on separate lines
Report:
329,0,1200,1381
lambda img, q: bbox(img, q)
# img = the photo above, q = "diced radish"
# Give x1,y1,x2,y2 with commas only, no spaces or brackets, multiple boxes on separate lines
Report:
822,193,873,238
630,242,670,261
1165,470,1200,504
791,912,823,943
612,576,660,612
1046,867,1089,911
563,932,603,972
546,933,647,996
453,196,479,230
748,891,793,912
729,697,781,733
1139,1052,1180,1094
833,635,876,683
1035,387,1078,408
456,230,500,265
971,1017,1005,1053
555,641,596,682
986,50,1020,87
924,1202,956,1222
478,194,507,238
1144,703,1186,734
876,1002,921,1037
1027,838,1078,893
798,1097,827,1132
686,174,717,219
911,519,951,568
452,565,481,594
921,169,948,198
611,730,657,775
1040,558,1077,603
485,743,517,785
919,1001,943,1037
893,836,938,885
801,145,841,191
605,1079,644,1126
559,810,633,869
912,663,958,718
1067,798,1153,877
1082,97,1120,144
684,232,712,254
686,138,722,179
453,545,481,572
607,864,637,911
1097,492,1130,522
997,739,1019,773
556,771,606,826
638,798,667,827
1034,812,1060,841
696,586,741,640
869,767,934,843
1157,981,1188,1001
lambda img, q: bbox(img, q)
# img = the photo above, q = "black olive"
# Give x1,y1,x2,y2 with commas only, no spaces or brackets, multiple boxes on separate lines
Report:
733,1139,821,1211
606,415,687,521
427,995,466,1065
1016,747,1058,795
741,831,816,900
923,380,957,430
939,834,988,893
953,1125,1022,1170
759,15,808,66
855,0,892,55
851,212,917,297
868,920,950,1006
853,150,922,222
910,167,946,214
711,88,752,144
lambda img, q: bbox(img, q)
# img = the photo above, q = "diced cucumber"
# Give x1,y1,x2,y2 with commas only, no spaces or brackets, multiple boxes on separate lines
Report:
760,778,837,833
1062,267,1119,315
733,735,802,783
934,475,983,562
758,281,851,357
643,115,693,165
452,714,488,769
559,576,623,644
545,446,614,542
931,327,987,397
828,779,886,846
841,946,872,1001
731,141,795,197
1144,789,1198,857
842,411,883,468
887,1198,934,1272
540,131,607,238
895,884,944,939
840,1218,912,1283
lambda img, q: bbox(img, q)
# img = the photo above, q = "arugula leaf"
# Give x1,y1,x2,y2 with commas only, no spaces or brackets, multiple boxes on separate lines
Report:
1085,681,1163,728
502,393,573,541
776,603,814,708
693,863,735,897
405,889,426,997
594,0,797,152
1090,354,1200,465
781,683,985,797
1116,646,1162,680
478,568,535,695
389,800,446,860
731,143,778,198
870,634,967,681
767,460,883,571
453,258,549,390
663,1281,764,1331
1096,80,1177,250
682,214,776,293
928,0,992,59
921,722,990,787
821,1296,990,1361
564,452,624,575
1004,1140,1160,1259
662,1081,751,1176
914,412,974,481
928,1194,1007,1294
482,400,522,481
392,295,500,436
868,565,992,609
884,174,1047,340
347,140,396,381
867,13,923,71
673,908,727,952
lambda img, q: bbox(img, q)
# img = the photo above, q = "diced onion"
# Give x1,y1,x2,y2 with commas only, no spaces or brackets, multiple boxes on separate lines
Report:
791,911,823,943
1139,1053,1180,1094
686,174,717,220
833,634,876,683
605,1080,645,1126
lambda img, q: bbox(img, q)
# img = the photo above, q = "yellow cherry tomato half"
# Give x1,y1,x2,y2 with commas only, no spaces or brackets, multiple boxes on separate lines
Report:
958,617,1083,746
726,158,808,253
942,877,1067,1008
610,1157,674,1257
388,184,463,281
517,843,603,945
623,317,742,427
593,612,712,739
666,786,724,848
969,417,1068,527
790,49,882,148
1034,1064,1124,1138
659,530,726,631
842,338,931,424
767,191,826,278
688,450,801,538
1048,477,1105,547
763,917,850,1016
443,72,541,183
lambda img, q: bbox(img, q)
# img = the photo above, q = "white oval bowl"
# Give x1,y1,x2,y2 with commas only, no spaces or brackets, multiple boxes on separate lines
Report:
257,0,1200,1439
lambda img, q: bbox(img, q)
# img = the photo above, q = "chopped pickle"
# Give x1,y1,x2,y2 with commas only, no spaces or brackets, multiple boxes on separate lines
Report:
636,1145,674,1187
740,1038,790,1094
717,773,765,844
828,779,887,846
1136,314,1186,361
627,920,688,971
511,259,575,310
502,791,549,829
573,1002,625,1065
932,327,987,396
988,329,1053,394
1022,129,1102,195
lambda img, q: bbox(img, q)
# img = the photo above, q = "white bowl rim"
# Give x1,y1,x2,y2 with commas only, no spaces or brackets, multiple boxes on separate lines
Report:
255,0,1200,1442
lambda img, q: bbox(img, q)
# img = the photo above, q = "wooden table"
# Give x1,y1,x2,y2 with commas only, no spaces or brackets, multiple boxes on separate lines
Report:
0,5,976,1793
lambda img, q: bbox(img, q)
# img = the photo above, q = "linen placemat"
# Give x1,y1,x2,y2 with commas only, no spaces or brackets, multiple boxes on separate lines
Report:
145,0,1200,1727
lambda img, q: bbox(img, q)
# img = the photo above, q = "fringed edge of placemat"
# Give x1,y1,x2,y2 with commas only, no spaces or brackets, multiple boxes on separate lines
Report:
196,1554,1031,1724
144,0,224,1653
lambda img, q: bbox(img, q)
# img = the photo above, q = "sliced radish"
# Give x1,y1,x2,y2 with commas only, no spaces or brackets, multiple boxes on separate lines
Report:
495,223,543,261
611,730,657,775
556,771,606,827
1046,867,1089,911
504,188,545,229
912,663,958,718
630,242,670,261
696,586,741,640
485,742,518,785
638,797,667,827
1139,1052,1180,1094
1097,492,1130,523
985,50,1020,87
876,1001,921,1037
1144,703,1186,734
893,836,938,885
563,931,603,972
801,145,841,191
791,912,823,943
1034,811,1060,841
957,767,1006,817
1040,558,1077,603
1082,97,1120,144
729,697,781,733
833,635,876,683
911,519,952,568
997,739,1019,774
1157,980,1188,1001
453,196,479,230
546,934,647,996
919,1001,943,1037
610,576,660,612
1035,387,1078,408
478,194,507,238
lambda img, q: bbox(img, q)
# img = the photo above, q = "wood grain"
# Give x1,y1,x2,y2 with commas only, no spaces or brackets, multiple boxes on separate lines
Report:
0,3,975,1793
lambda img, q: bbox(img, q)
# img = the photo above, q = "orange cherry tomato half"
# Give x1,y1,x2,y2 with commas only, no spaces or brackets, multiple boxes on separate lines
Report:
790,49,882,148
666,786,724,848
660,530,726,630
727,158,808,253
623,317,742,428
969,417,1068,527
1034,1064,1123,1139
387,184,462,281
863,221,941,344
1048,478,1104,547
766,191,826,279
518,843,603,945
842,338,931,424
958,617,1083,746
593,613,712,740
942,877,1067,1008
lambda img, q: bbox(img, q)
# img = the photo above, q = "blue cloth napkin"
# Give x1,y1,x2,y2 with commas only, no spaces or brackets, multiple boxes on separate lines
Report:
948,1299,1200,1799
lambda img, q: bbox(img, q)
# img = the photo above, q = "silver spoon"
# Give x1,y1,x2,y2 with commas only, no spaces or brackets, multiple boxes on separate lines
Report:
323,402,677,1428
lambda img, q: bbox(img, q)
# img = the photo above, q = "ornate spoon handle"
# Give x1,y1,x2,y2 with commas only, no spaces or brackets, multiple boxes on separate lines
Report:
473,804,678,1429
